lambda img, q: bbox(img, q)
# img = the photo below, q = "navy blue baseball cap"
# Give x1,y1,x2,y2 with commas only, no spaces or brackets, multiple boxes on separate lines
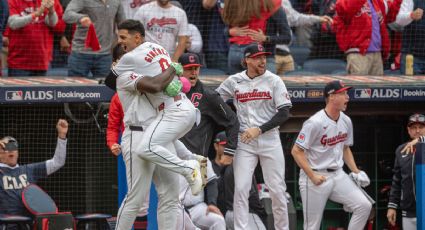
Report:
324,80,352,97
408,113,425,127
244,43,271,58
3,136,18,151
179,53,202,68
214,131,227,145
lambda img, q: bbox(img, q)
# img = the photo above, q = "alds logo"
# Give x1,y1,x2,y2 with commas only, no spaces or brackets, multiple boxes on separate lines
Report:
235,89,272,102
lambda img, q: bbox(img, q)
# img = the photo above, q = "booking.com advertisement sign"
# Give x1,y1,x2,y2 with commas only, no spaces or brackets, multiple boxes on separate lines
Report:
0,87,114,104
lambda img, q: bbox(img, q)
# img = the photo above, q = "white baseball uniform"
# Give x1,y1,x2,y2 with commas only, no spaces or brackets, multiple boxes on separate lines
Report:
114,41,200,230
216,70,292,230
177,160,226,230
295,109,372,230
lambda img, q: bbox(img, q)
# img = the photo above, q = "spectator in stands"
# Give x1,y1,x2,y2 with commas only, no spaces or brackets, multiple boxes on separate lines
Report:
63,0,125,78
305,0,343,60
202,0,229,73
134,0,189,62
387,113,425,229
178,159,226,229
246,6,292,73
179,52,239,158
0,0,8,76
6,0,64,76
395,0,424,74
334,0,402,75
170,1,203,60
122,0,153,19
222,0,281,74
274,0,332,74
0,119,68,216
210,132,267,230
51,0,72,69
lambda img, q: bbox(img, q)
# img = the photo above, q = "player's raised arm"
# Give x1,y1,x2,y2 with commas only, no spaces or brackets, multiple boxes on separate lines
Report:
135,63,182,94
45,119,68,175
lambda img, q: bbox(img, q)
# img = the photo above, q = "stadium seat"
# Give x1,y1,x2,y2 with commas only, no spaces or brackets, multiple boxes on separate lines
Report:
303,59,347,74
284,70,321,76
331,69,348,75
289,45,311,67
75,213,112,230
0,215,32,230
200,68,227,76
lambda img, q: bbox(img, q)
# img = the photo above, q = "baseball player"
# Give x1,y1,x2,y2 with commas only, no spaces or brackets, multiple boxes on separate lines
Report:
112,20,205,230
178,52,239,158
216,43,292,230
0,119,68,217
387,113,425,230
177,159,226,230
291,80,373,230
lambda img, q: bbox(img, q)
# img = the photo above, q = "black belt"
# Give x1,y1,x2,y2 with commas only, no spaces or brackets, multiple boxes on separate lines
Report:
129,126,144,132
312,168,337,172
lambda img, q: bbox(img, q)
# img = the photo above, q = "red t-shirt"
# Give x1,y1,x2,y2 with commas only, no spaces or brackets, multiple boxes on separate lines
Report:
7,0,64,70
229,0,281,45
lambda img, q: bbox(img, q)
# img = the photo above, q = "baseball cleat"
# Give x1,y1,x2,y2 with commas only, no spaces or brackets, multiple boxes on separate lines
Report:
186,160,203,195
193,154,208,187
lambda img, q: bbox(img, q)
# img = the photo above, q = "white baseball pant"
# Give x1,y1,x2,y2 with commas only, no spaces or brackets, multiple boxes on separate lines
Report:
184,202,226,230
402,217,416,230
233,129,289,230
225,210,266,230
298,168,372,230
176,204,200,230
115,126,196,230
139,96,199,174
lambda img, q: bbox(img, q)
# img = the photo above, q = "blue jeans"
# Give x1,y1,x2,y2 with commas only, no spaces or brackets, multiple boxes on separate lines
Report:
68,51,112,78
8,68,47,77
400,53,425,75
267,56,276,74
228,44,249,75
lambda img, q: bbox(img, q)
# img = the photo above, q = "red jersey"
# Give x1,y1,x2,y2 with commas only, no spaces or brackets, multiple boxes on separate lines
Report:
106,93,124,149
229,0,281,45
7,0,64,70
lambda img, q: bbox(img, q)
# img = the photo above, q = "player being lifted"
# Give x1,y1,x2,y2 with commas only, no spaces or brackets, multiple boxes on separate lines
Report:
291,80,373,230
216,43,292,230
111,19,206,230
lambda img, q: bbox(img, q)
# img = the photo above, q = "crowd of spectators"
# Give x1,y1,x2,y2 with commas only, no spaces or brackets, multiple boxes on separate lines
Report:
0,0,424,77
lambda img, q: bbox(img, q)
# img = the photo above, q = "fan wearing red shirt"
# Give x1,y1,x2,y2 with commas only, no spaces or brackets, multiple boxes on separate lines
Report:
6,0,64,76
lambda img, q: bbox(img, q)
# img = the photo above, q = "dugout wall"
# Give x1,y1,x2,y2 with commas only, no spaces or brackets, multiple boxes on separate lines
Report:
1,76,424,229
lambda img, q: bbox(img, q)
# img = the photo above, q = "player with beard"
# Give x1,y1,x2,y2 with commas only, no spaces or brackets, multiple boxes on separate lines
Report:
216,43,292,230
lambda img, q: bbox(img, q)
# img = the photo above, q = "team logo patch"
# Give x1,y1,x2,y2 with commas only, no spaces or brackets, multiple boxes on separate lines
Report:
354,89,372,98
297,133,306,143
6,91,23,101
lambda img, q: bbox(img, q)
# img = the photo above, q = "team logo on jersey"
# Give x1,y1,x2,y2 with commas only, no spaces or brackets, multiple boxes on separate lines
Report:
297,133,305,143
147,17,177,28
190,93,203,107
235,89,272,102
320,132,348,146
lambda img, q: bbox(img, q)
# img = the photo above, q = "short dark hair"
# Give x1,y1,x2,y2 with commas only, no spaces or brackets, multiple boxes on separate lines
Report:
118,19,145,37
112,44,126,62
